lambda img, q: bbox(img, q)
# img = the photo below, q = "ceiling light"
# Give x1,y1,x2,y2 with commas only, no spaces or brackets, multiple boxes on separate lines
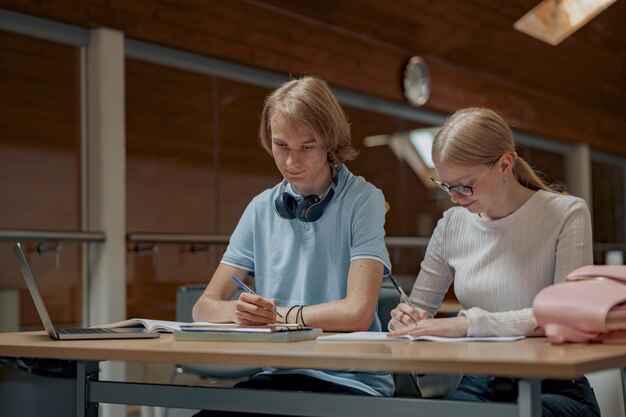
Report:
363,128,439,189
362,134,390,148
514,0,616,46
409,128,437,168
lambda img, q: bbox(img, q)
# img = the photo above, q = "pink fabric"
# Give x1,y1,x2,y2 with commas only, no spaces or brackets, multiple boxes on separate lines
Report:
533,265,626,344
542,323,601,344
566,265,626,282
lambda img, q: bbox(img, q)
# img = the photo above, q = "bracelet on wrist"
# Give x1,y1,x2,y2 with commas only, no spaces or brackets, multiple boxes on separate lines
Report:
297,305,307,327
286,305,299,324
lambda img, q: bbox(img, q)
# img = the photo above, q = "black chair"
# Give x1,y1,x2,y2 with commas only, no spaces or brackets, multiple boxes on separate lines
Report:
172,284,263,382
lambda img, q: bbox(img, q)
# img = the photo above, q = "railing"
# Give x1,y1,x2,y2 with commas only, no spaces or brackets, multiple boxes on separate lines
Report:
126,232,430,248
126,232,230,245
0,228,105,243
384,236,430,248
1,229,622,262
23,227,615,261
0,229,106,267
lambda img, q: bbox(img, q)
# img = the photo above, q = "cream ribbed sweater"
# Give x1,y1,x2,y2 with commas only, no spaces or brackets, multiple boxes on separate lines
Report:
410,190,593,337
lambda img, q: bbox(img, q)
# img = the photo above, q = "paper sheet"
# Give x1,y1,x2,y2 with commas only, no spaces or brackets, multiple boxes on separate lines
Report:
317,331,525,342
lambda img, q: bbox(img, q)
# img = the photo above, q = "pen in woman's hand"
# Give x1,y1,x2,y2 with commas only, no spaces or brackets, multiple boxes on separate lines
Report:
388,275,429,323
387,274,414,307
231,276,284,319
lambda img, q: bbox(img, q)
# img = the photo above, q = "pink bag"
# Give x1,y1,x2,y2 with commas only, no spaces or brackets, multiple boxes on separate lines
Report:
533,265,626,344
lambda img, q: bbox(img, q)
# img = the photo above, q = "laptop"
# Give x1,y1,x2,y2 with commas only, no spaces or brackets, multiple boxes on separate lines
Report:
13,242,160,340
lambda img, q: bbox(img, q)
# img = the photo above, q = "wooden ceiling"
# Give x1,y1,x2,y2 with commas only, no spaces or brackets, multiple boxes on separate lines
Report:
251,0,626,155
2,0,625,156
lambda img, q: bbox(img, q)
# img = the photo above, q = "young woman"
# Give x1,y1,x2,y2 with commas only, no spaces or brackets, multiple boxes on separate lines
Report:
389,107,600,417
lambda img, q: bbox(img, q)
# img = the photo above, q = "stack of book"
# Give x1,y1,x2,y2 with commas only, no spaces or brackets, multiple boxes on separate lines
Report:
94,318,321,342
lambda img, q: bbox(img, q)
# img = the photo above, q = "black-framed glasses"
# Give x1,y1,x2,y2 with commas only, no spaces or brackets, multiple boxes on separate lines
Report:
430,165,492,197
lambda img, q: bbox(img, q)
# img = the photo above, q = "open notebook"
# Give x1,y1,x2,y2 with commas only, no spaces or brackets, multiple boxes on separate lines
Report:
13,243,160,340
91,319,306,332
317,331,524,343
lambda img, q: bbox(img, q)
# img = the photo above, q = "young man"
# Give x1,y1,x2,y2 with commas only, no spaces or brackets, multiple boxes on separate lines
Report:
192,76,394,409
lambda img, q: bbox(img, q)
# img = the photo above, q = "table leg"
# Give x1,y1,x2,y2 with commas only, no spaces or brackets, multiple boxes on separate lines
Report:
622,368,626,417
517,378,541,417
77,361,100,417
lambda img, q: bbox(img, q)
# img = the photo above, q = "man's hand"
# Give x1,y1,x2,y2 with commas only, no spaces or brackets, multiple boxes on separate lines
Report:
233,292,279,325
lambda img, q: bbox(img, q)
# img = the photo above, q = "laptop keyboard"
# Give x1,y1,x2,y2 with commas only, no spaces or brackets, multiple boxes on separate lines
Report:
58,328,115,334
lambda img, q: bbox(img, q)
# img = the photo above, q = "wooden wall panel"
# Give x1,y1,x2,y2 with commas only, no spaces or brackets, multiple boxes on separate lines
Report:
124,66,280,319
216,78,281,233
252,0,625,146
125,59,214,318
126,58,216,235
2,0,624,156
0,29,80,152
516,147,566,187
345,106,441,236
592,162,626,244
126,58,215,167
0,242,82,328
0,29,82,327
0,30,81,230
428,62,626,156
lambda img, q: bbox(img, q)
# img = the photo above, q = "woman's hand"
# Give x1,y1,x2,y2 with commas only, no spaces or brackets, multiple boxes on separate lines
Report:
389,303,429,330
232,292,279,325
388,316,469,338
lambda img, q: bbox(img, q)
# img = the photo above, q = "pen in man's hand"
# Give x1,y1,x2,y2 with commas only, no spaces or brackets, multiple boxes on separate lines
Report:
231,276,284,319
387,274,414,307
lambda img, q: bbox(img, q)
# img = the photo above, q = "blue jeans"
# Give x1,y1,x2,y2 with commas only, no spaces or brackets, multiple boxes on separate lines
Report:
446,375,601,417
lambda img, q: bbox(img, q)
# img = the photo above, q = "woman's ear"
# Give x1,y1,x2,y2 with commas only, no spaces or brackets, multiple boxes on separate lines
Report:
498,153,515,177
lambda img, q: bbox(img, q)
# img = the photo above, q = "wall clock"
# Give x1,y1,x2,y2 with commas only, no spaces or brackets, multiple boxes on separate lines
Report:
403,56,430,106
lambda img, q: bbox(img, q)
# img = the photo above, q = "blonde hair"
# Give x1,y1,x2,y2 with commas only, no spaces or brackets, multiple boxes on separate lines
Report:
432,107,559,193
259,76,358,165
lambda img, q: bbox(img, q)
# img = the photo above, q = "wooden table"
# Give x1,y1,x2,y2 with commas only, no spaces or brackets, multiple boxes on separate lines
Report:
2,331,626,417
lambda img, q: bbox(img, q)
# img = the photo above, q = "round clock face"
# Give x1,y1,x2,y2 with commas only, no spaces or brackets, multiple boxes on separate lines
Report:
403,56,430,106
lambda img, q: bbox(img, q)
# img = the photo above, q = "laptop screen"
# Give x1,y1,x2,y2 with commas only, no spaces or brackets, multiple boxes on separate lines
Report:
13,242,60,339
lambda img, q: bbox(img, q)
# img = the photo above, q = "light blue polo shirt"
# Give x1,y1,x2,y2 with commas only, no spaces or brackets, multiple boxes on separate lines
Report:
221,164,394,396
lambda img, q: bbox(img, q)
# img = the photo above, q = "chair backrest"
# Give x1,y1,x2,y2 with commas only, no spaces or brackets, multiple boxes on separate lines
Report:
176,284,207,322
175,284,263,380
377,281,401,330
378,279,422,398
174,281,420,395
176,284,246,322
